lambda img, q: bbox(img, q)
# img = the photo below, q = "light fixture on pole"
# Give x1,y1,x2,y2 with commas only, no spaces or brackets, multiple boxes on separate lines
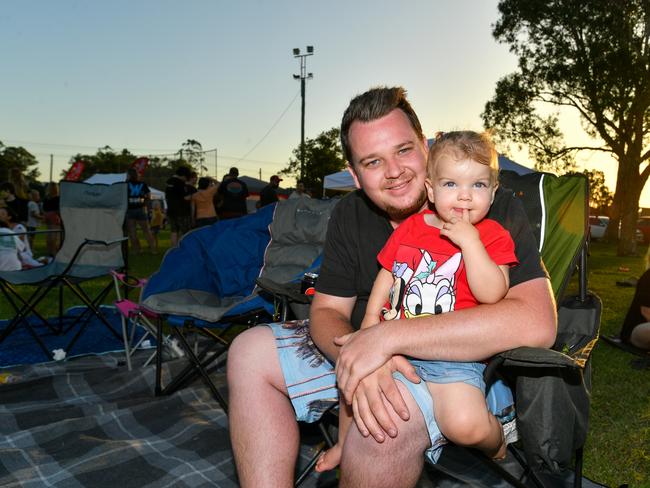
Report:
292,45,314,182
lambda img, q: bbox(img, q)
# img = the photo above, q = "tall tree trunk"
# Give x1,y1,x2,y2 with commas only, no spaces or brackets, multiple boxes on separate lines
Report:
616,155,645,255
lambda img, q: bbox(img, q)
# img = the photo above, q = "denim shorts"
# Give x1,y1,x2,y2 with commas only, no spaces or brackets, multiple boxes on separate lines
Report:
267,320,513,464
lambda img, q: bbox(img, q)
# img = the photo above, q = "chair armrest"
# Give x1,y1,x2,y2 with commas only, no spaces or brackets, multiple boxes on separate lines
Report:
255,277,311,304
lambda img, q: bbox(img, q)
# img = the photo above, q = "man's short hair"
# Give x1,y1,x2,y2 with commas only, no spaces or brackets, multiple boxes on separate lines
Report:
175,166,192,179
198,177,211,190
229,167,239,177
340,86,425,164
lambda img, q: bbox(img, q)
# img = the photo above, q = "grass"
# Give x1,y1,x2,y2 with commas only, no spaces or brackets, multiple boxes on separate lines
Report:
578,240,650,487
2,230,649,486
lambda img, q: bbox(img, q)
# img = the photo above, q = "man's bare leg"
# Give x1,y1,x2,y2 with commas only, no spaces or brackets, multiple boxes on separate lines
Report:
339,382,429,488
227,326,299,487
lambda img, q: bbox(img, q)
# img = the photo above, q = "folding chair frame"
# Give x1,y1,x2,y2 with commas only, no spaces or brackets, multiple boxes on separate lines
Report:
0,238,127,360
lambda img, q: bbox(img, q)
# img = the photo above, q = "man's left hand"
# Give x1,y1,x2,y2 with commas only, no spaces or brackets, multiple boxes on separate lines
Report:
335,324,396,404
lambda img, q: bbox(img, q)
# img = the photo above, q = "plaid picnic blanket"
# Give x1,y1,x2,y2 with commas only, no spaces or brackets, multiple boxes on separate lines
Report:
0,352,606,488
0,353,326,488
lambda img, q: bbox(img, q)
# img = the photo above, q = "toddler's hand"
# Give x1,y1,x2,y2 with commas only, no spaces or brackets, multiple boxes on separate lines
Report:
439,209,479,248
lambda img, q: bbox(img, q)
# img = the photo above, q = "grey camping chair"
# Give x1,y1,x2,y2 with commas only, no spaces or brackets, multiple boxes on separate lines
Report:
0,181,128,361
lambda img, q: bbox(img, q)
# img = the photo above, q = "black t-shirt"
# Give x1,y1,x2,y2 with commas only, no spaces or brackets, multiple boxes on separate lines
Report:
218,177,249,215
165,176,189,218
620,268,650,342
127,181,150,210
6,197,29,223
259,184,279,208
316,187,548,330
42,196,60,213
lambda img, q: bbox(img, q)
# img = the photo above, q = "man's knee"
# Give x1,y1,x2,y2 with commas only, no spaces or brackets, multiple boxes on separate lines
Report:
227,326,273,379
227,325,288,392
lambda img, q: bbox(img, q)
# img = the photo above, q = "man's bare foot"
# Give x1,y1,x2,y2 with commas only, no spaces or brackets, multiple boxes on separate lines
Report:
315,443,342,472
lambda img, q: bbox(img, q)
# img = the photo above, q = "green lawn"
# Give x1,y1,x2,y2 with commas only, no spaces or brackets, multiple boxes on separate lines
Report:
578,240,650,487
2,230,649,486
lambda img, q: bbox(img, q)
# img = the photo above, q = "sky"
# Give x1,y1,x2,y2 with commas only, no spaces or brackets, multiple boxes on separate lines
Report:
2,0,647,205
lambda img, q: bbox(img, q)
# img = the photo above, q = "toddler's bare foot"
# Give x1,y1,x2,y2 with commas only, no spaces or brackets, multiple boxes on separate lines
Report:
492,426,507,460
315,443,342,472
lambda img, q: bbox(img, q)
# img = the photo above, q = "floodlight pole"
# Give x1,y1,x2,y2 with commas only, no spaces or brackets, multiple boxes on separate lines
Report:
293,46,314,182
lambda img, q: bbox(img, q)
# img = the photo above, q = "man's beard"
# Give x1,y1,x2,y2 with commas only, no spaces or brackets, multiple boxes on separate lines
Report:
385,188,428,222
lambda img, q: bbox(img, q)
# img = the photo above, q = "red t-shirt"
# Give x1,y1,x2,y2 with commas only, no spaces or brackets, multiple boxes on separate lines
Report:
377,211,518,319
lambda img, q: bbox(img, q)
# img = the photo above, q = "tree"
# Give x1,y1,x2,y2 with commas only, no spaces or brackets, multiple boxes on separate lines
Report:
281,127,346,194
181,139,206,176
64,146,138,180
482,0,650,255
582,169,614,215
0,141,40,183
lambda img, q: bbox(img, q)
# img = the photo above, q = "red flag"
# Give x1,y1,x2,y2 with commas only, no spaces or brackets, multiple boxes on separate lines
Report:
64,160,85,181
131,157,149,178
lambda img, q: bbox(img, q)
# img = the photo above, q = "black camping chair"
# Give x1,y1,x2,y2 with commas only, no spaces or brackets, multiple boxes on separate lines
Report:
291,170,601,487
426,170,601,487
0,181,128,361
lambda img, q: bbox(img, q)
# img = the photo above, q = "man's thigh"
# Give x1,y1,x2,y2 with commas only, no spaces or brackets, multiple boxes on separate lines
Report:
266,319,338,423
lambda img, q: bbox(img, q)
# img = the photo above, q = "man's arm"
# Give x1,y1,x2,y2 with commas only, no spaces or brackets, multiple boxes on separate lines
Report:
335,276,556,404
309,291,356,361
360,268,393,329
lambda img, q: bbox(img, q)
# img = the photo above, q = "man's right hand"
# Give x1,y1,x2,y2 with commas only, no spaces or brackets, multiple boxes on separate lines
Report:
350,355,420,443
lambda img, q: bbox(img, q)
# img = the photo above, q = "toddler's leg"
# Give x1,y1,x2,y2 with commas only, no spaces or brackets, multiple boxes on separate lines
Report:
315,399,350,472
427,381,506,459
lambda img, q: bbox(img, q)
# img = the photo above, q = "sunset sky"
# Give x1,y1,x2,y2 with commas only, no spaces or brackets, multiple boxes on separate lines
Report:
1,0,644,204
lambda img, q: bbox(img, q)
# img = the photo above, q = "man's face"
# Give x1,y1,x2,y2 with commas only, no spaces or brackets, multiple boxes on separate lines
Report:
347,109,428,225
0,208,9,224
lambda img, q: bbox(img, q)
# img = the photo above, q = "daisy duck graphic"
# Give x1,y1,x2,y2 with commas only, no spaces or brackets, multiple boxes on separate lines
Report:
382,249,462,321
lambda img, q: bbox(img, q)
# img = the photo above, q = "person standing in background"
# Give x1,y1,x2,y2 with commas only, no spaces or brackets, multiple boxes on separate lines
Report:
149,200,164,251
258,175,282,208
165,166,193,247
217,167,249,219
42,182,61,257
126,168,156,254
289,180,311,199
191,177,219,228
26,189,43,248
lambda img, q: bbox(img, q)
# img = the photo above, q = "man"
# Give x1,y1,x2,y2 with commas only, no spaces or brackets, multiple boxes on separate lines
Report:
289,180,310,199
217,167,249,219
227,87,557,487
258,174,282,208
165,166,192,247
126,168,156,254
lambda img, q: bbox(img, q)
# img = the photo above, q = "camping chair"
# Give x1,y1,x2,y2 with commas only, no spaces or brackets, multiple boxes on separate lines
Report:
0,181,128,361
294,170,600,487
110,270,168,371
424,170,601,487
141,197,339,411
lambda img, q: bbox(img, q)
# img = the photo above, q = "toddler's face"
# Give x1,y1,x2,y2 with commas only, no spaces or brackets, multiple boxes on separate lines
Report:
425,156,496,225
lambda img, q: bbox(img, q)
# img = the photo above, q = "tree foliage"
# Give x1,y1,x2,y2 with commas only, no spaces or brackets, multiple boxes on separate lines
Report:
583,169,614,215
181,139,206,176
482,0,650,255
0,141,40,183
281,127,346,194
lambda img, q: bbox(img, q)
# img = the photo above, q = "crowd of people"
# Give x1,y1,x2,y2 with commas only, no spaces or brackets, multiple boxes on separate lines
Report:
0,172,59,271
0,166,314,269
